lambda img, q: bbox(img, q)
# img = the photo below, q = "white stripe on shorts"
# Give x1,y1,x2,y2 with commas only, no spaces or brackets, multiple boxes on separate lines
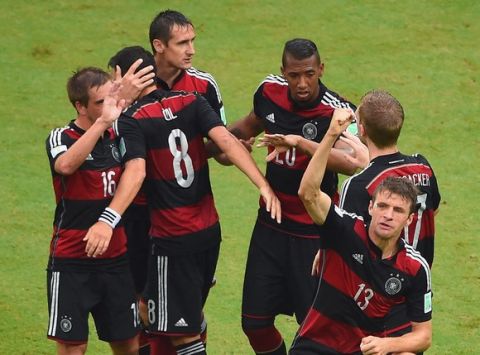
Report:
157,256,168,331
48,272,60,336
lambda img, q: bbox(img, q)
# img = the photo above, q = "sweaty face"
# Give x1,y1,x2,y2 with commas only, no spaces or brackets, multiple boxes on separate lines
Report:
281,54,323,103
368,190,413,242
84,81,113,124
159,24,196,70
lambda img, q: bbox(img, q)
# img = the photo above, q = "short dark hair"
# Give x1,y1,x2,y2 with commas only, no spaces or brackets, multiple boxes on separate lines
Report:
108,46,156,76
282,38,321,67
149,10,193,52
66,67,110,109
358,90,404,148
372,176,418,214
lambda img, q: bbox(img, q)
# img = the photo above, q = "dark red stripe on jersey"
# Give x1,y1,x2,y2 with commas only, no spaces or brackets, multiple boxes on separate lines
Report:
393,250,423,277
366,163,434,194
146,135,207,181
299,307,366,353
149,194,218,238
260,190,314,225
262,82,337,119
54,166,123,200
51,227,126,259
131,93,197,120
173,71,209,93
321,250,405,320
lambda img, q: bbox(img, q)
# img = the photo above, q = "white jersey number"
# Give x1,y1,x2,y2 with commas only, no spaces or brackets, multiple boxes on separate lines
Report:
274,147,296,167
168,129,194,188
354,283,374,311
404,193,427,249
101,171,116,197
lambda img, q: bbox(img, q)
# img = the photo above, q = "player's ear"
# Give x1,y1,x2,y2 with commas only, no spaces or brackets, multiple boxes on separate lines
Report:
75,101,86,115
368,200,374,216
318,62,324,78
405,212,414,226
280,66,285,77
152,39,165,54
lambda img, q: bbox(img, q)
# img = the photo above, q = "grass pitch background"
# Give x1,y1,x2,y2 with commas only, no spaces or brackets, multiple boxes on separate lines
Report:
0,0,478,353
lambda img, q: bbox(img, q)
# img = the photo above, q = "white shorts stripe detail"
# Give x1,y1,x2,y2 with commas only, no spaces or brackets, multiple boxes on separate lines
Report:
177,341,205,354
157,256,168,331
48,272,60,336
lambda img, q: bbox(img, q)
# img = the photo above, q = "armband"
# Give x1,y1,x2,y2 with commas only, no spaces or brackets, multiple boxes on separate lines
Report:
98,207,121,228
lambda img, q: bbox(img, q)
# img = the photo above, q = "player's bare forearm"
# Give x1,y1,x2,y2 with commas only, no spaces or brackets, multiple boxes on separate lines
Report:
209,126,281,222
299,109,354,224
360,321,431,354
227,110,264,140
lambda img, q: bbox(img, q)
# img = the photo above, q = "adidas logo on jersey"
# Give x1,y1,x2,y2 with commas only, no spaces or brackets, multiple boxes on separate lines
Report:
266,113,275,123
352,253,364,264
86,154,94,160
175,318,189,327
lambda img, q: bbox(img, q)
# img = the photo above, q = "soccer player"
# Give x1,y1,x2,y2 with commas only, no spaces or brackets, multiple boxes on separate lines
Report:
228,38,361,354
339,90,440,268
45,67,145,354
290,108,432,354
111,46,281,355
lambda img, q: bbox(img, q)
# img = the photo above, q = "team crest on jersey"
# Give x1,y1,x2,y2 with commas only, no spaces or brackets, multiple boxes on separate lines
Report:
385,273,404,295
302,122,317,140
111,145,121,163
60,316,72,333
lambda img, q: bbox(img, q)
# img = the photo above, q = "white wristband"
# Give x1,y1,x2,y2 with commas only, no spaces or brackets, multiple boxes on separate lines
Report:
98,207,121,228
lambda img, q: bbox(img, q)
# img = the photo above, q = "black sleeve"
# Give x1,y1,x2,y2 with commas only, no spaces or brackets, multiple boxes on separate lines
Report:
253,83,266,119
204,82,226,124
115,114,146,163
45,127,73,172
406,265,433,323
194,95,225,137
316,202,362,250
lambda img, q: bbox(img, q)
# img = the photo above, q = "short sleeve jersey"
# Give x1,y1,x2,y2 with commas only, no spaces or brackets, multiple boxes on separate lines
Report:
340,152,441,267
291,203,432,354
113,90,224,253
45,122,127,269
253,75,355,237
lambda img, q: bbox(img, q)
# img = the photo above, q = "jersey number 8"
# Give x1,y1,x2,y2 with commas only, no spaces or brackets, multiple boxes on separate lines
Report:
168,129,194,188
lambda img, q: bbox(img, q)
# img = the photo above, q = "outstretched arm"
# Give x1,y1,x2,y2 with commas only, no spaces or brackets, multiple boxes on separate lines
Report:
298,109,354,225
208,125,281,223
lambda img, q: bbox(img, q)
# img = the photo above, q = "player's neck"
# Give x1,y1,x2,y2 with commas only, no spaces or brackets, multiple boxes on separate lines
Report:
156,65,183,88
138,84,157,99
370,234,399,259
74,115,93,131
367,142,399,160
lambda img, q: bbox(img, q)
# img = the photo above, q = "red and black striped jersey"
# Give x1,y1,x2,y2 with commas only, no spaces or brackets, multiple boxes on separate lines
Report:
45,121,127,268
130,67,226,209
156,67,226,124
290,203,432,354
340,152,440,267
254,75,355,237
114,90,224,253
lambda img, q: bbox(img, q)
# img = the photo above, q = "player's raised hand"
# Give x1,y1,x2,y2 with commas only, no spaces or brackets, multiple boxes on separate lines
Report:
114,58,155,105
83,221,113,258
339,131,370,170
257,134,299,162
97,82,127,127
259,184,282,224
328,108,355,137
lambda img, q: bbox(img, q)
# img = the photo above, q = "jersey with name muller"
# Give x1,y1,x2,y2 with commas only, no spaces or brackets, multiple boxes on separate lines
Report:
340,152,440,267
114,90,224,254
254,75,355,237
46,122,127,271
290,203,432,355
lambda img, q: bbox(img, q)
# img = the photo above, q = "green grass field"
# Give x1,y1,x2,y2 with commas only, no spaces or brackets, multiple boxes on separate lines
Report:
0,1,479,353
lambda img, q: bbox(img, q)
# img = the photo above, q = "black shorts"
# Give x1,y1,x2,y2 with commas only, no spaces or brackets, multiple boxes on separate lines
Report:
124,204,151,294
242,220,321,325
142,242,220,335
46,265,140,344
